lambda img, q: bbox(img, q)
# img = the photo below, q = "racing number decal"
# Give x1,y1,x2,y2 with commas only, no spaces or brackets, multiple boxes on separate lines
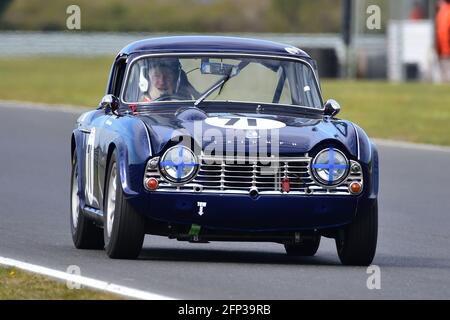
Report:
85,128,96,205
224,117,257,127
205,116,286,130
224,117,240,126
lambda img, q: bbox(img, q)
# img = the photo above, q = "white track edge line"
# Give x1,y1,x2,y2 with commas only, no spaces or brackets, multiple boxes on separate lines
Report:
0,256,175,300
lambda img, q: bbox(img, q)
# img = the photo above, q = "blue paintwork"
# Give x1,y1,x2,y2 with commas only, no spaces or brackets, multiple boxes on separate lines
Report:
137,105,358,158
119,36,310,58
353,123,379,199
73,110,151,212
129,193,358,232
71,36,378,235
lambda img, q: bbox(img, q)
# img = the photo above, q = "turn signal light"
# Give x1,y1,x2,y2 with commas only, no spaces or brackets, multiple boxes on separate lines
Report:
146,178,159,191
349,182,362,194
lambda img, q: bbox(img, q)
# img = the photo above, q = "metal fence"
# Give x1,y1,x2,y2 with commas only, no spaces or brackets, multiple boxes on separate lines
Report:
0,31,386,78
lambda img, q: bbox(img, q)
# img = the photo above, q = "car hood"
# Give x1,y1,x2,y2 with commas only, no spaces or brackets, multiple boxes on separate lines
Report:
137,107,358,157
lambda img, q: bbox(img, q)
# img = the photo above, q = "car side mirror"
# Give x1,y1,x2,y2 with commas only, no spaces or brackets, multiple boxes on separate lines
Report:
100,94,120,115
324,99,340,117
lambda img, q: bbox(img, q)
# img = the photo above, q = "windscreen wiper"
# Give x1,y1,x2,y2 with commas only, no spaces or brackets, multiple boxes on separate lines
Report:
194,70,233,107
194,61,249,107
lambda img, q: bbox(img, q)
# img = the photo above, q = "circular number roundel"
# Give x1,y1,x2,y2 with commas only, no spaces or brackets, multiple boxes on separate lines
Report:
205,116,286,130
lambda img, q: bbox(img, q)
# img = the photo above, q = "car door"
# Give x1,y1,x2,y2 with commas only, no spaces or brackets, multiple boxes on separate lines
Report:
86,55,128,210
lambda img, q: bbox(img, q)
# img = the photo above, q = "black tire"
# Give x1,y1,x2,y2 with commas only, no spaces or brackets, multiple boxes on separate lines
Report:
103,150,145,259
70,153,104,249
284,235,321,257
336,200,378,266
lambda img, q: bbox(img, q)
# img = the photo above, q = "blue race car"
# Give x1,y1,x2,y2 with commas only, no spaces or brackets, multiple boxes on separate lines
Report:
70,36,378,265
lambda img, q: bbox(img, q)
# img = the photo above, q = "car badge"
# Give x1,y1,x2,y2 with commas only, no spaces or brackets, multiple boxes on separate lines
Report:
245,130,259,139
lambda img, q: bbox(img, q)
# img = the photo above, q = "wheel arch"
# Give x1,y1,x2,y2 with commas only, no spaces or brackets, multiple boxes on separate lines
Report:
103,142,117,211
71,133,76,161
104,140,139,204
71,129,87,207
309,138,356,160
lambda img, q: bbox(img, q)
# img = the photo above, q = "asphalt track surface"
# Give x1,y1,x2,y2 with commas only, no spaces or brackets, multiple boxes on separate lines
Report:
1,103,450,299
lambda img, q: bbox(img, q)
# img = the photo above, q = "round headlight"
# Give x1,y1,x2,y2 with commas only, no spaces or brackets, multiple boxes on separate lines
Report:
159,145,198,183
312,148,349,186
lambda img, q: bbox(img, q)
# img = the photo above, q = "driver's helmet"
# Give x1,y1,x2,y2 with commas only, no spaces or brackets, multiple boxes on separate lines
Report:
148,58,182,94
138,58,183,102
148,58,181,74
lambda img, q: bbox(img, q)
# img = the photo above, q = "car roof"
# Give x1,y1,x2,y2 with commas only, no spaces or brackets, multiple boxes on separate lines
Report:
119,35,311,59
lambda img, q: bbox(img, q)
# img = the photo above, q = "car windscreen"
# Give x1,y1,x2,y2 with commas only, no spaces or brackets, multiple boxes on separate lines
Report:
122,55,322,109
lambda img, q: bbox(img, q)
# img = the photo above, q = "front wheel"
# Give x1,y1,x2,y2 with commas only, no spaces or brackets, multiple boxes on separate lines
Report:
70,153,104,249
336,200,378,266
103,150,145,259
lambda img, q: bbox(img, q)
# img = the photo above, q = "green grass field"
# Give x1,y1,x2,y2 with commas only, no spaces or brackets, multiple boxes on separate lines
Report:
0,267,121,299
1,56,449,146
323,81,450,146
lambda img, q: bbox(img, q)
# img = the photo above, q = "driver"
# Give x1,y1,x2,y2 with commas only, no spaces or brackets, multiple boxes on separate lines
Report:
141,58,182,102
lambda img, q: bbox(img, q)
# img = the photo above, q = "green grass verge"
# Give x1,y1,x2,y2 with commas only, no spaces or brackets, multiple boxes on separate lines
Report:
322,80,450,146
0,56,112,107
0,267,122,299
1,56,449,146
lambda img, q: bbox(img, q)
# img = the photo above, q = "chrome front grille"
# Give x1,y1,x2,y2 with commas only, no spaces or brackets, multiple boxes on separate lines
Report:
144,155,363,195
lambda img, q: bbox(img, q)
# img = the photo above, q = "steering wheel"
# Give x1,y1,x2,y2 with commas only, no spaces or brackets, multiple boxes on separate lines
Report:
153,94,189,102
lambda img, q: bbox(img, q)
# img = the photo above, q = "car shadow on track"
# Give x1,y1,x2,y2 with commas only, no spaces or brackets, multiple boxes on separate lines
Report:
138,247,341,266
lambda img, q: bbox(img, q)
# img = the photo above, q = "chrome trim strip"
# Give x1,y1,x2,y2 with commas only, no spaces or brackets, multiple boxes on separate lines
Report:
151,189,354,195
79,128,91,134
353,123,361,160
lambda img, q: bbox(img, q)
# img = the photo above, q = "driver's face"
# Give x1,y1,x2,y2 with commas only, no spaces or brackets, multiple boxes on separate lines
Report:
149,66,175,94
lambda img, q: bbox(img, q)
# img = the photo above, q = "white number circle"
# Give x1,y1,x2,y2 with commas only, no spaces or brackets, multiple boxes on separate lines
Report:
205,116,286,130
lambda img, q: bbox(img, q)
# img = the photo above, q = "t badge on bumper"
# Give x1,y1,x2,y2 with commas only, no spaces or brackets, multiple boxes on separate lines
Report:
197,202,207,216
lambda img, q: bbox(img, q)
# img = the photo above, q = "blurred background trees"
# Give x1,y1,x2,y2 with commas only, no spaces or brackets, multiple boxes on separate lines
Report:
0,0,342,33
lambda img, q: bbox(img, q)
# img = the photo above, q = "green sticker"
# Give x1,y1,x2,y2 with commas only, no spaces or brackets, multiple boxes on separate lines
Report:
188,224,201,236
